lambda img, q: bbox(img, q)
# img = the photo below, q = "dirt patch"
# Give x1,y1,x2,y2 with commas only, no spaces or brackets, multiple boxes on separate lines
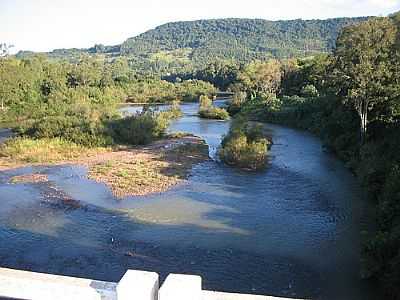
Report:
87,136,209,198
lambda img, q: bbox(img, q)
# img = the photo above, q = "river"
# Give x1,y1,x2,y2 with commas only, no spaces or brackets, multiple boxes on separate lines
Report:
0,100,374,299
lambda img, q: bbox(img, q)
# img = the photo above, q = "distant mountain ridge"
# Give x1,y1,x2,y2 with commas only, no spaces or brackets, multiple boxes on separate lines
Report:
121,17,367,58
16,17,369,72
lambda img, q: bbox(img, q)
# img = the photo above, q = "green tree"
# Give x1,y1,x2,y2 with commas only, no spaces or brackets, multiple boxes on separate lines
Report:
238,60,282,97
333,17,397,143
67,56,102,87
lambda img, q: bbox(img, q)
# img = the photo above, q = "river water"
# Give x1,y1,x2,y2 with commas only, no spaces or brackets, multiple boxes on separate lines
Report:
0,100,373,299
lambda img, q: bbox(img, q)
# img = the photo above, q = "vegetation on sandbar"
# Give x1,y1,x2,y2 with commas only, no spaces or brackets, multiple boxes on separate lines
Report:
198,95,229,120
219,118,270,171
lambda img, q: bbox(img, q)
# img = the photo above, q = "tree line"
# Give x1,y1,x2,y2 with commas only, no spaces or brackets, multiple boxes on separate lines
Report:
0,54,215,147
213,13,400,299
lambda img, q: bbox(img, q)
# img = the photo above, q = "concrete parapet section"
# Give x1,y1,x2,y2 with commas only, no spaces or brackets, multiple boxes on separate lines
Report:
0,267,305,300
159,273,202,300
117,270,159,300
0,267,117,300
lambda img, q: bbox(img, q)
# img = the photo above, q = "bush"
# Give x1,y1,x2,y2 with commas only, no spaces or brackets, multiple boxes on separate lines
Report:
219,119,270,170
19,113,113,148
198,95,229,120
199,107,230,120
109,111,170,145
163,100,183,119
300,84,319,98
227,91,247,115
199,95,213,110
281,95,307,106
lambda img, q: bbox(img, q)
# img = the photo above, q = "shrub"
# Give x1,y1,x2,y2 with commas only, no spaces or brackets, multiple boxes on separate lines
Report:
19,114,112,147
300,84,319,98
199,107,229,120
109,111,170,145
199,95,212,110
198,95,229,120
219,119,270,170
163,100,183,119
281,95,307,106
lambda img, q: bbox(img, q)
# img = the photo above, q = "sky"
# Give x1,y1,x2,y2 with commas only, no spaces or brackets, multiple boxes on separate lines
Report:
1,0,400,53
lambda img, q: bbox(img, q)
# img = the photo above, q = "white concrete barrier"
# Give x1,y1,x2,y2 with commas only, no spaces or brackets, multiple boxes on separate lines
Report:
159,273,202,300
117,270,159,300
0,267,117,300
0,267,305,300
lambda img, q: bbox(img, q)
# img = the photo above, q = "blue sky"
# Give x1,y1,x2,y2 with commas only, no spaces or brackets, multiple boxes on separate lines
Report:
1,0,400,53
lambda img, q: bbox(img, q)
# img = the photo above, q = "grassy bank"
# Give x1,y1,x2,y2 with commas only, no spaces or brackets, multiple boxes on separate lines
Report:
0,137,108,167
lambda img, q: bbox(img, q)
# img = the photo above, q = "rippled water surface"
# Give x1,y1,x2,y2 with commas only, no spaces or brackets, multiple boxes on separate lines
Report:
0,101,373,299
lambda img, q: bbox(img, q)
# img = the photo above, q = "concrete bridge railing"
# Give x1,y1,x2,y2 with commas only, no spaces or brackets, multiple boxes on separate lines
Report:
0,267,304,300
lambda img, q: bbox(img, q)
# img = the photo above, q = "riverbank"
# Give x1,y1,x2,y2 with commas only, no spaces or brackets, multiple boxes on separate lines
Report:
0,134,209,198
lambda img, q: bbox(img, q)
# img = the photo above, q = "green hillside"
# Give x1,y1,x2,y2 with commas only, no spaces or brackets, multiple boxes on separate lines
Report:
122,18,366,60
16,17,368,73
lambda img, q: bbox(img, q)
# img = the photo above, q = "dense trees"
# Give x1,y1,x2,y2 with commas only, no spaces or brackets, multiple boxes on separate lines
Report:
191,60,241,90
228,14,400,299
333,17,398,142
0,55,216,147
237,60,282,97
121,18,366,68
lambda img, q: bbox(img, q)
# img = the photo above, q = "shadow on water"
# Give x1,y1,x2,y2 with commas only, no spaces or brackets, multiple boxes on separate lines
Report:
0,191,322,299
0,101,376,300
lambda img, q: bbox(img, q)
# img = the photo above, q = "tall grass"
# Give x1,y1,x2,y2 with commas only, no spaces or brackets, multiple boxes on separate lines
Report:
0,137,106,163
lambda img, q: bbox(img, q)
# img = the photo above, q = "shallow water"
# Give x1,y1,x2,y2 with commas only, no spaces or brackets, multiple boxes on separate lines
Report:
0,101,373,299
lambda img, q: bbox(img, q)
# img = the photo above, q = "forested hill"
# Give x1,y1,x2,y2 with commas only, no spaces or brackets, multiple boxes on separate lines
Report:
16,17,368,72
121,17,367,60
